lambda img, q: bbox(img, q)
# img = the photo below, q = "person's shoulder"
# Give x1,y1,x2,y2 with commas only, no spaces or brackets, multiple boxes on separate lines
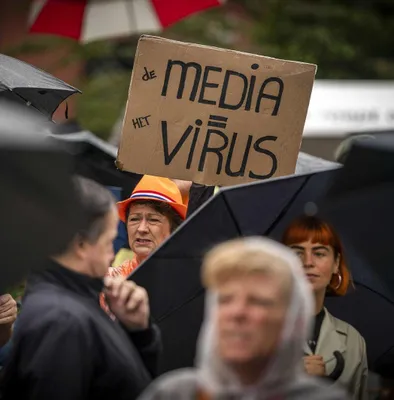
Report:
19,284,93,330
292,375,349,399
139,369,198,399
328,311,365,344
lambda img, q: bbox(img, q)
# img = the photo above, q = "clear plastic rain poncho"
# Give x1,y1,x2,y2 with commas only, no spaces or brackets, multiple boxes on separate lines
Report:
138,238,348,400
195,237,315,399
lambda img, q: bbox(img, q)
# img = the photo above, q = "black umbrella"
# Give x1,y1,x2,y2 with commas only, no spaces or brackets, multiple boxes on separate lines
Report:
326,280,394,378
0,54,80,119
48,126,142,200
130,150,394,377
334,130,394,164
322,135,394,292
130,161,341,374
0,101,83,293
186,152,341,217
320,136,394,377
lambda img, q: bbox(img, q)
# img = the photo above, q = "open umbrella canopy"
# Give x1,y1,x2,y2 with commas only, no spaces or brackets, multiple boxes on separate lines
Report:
0,54,80,119
0,101,83,293
320,136,394,377
129,162,341,374
186,152,341,217
30,0,227,43
322,135,394,293
48,125,142,200
130,155,394,377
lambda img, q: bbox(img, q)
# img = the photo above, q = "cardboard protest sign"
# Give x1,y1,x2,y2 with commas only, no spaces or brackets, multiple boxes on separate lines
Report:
117,35,317,186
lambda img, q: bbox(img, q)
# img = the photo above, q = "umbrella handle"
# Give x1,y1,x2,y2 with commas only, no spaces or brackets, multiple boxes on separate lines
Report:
327,351,345,381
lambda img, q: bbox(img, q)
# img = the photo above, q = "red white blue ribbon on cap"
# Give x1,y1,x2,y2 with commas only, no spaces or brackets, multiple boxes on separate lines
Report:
130,190,176,204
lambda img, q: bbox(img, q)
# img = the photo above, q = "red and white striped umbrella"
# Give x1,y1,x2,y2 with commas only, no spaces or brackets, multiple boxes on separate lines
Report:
29,0,226,43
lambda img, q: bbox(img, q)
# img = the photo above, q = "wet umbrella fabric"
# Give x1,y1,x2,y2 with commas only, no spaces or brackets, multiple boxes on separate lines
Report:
130,165,341,374
186,152,341,217
322,136,394,289
48,127,143,254
0,54,80,119
320,137,394,377
0,102,82,293
326,281,394,378
130,156,394,378
48,128,142,200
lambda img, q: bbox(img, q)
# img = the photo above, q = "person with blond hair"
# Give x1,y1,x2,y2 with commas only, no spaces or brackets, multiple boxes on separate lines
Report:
283,215,367,400
138,237,348,400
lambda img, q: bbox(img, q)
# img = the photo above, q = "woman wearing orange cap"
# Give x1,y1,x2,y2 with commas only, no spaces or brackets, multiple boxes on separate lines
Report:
101,175,187,314
282,215,368,400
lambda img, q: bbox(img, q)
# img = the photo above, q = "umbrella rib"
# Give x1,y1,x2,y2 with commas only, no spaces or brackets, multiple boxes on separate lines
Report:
221,193,243,236
353,281,394,306
11,91,50,120
155,287,205,323
126,0,138,33
265,175,313,236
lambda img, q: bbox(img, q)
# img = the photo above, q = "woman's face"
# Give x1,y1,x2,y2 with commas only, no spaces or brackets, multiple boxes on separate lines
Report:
289,239,339,294
216,272,288,367
127,203,171,261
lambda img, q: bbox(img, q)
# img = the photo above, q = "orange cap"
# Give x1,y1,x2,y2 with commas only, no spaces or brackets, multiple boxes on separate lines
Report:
117,175,187,223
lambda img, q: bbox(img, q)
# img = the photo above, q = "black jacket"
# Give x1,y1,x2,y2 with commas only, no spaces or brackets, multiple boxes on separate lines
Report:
2,260,161,400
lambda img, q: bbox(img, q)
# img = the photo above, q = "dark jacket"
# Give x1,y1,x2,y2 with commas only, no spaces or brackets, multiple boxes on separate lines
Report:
2,260,161,400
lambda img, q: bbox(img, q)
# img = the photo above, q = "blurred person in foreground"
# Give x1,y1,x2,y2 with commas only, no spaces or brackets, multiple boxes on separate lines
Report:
138,237,348,400
2,177,161,400
283,216,367,400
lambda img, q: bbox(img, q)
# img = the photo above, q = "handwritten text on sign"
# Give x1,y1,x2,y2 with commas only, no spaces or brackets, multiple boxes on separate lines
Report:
118,36,316,186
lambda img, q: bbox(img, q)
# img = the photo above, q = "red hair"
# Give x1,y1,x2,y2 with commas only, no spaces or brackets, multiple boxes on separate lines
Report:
282,216,351,296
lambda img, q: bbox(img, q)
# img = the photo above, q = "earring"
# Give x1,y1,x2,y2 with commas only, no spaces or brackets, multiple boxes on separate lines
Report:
333,273,342,290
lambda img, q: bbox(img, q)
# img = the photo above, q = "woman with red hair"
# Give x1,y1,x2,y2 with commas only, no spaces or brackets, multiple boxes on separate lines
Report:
283,216,368,400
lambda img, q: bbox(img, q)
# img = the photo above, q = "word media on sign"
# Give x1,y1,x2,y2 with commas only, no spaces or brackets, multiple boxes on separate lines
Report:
161,60,283,115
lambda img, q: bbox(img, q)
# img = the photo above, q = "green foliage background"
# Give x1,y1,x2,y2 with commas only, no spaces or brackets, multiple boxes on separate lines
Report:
10,0,394,138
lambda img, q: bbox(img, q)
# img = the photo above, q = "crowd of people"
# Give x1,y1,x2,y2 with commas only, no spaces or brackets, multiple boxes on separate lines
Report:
0,170,375,399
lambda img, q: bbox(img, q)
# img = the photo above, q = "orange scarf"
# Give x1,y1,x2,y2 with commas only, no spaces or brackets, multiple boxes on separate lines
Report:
100,257,139,317
196,390,210,400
